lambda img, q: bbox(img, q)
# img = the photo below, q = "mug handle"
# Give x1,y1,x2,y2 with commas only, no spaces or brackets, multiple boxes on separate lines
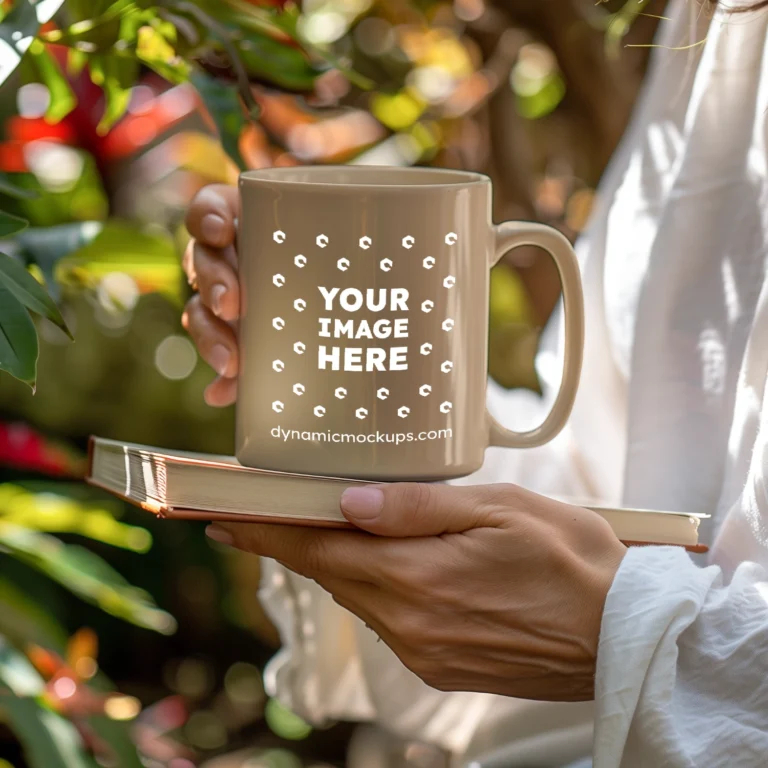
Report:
486,222,584,449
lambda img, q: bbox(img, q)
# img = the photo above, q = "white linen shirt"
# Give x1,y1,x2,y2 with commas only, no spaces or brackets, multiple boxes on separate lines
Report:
258,2,768,765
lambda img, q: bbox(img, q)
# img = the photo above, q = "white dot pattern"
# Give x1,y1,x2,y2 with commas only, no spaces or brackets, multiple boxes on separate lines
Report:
269,230,458,421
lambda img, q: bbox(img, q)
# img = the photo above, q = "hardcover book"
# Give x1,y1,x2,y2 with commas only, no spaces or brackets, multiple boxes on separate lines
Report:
86,437,707,552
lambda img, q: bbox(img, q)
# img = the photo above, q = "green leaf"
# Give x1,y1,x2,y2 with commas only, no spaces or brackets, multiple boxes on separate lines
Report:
198,0,294,40
198,0,363,90
264,698,312,741
194,0,325,90
191,70,247,171
488,322,543,394
139,53,191,84
0,174,38,201
0,211,28,238
87,716,143,768
0,485,152,553
0,639,95,768
89,55,138,135
489,264,536,327
0,576,68,652
16,222,104,293
27,39,76,123
118,10,191,82
66,48,87,76
0,0,40,87
56,221,183,305
0,695,95,768
135,22,190,83
236,32,324,92
65,0,116,21
0,523,177,635
116,7,159,48
514,73,566,120
0,285,38,387
302,44,374,92
0,607,140,768
0,252,72,339
49,0,133,49
0,637,43,697
488,266,540,393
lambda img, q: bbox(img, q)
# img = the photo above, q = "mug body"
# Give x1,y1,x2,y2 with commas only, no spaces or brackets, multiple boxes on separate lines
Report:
236,166,492,481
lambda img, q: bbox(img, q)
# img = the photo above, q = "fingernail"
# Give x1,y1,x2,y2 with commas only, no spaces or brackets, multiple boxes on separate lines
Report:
203,380,220,406
201,214,226,244
341,487,384,520
206,525,233,545
211,284,226,317
209,344,231,377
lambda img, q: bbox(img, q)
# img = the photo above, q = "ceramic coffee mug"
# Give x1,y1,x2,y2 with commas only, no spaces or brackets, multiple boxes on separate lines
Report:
236,166,583,481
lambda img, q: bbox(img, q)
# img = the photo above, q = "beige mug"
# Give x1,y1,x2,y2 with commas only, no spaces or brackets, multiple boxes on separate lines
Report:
236,166,583,481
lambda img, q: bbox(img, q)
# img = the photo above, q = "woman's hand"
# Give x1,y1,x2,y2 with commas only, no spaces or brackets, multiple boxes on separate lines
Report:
182,184,241,406
206,482,626,702
182,184,626,701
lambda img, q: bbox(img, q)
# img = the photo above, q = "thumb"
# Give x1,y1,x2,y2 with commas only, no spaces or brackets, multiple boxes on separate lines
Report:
339,482,504,537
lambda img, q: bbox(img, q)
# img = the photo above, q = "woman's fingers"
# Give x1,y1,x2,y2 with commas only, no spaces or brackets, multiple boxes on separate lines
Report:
183,184,242,407
185,185,239,248
187,241,240,323
204,375,237,407
183,294,238,382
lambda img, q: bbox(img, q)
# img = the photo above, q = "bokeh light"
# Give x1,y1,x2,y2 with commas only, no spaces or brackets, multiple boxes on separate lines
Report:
224,662,265,707
264,698,312,741
52,676,76,699
17,82,50,118
104,694,142,720
353,17,395,56
184,710,227,750
299,11,349,45
172,657,214,699
97,272,140,313
243,749,303,768
24,141,84,192
154,334,198,381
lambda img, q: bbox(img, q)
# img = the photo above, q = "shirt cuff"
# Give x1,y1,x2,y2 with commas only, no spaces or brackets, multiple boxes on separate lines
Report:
593,546,720,765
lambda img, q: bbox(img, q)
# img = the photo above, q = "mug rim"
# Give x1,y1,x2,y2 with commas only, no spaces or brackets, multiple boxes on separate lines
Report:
240,165,490,190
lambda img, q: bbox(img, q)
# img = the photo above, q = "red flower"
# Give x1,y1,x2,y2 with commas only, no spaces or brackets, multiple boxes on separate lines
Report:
0,422,86,477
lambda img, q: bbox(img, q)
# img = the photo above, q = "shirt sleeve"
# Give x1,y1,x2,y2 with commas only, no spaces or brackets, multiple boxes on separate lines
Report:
258,557,500,754
594,544,768,767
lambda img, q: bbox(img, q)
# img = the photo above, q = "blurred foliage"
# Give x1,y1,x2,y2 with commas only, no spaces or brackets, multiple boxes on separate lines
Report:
0,0,334,389
0,0,666,765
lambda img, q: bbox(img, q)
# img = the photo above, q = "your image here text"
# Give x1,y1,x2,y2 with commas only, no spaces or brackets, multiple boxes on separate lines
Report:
316,286,413,372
